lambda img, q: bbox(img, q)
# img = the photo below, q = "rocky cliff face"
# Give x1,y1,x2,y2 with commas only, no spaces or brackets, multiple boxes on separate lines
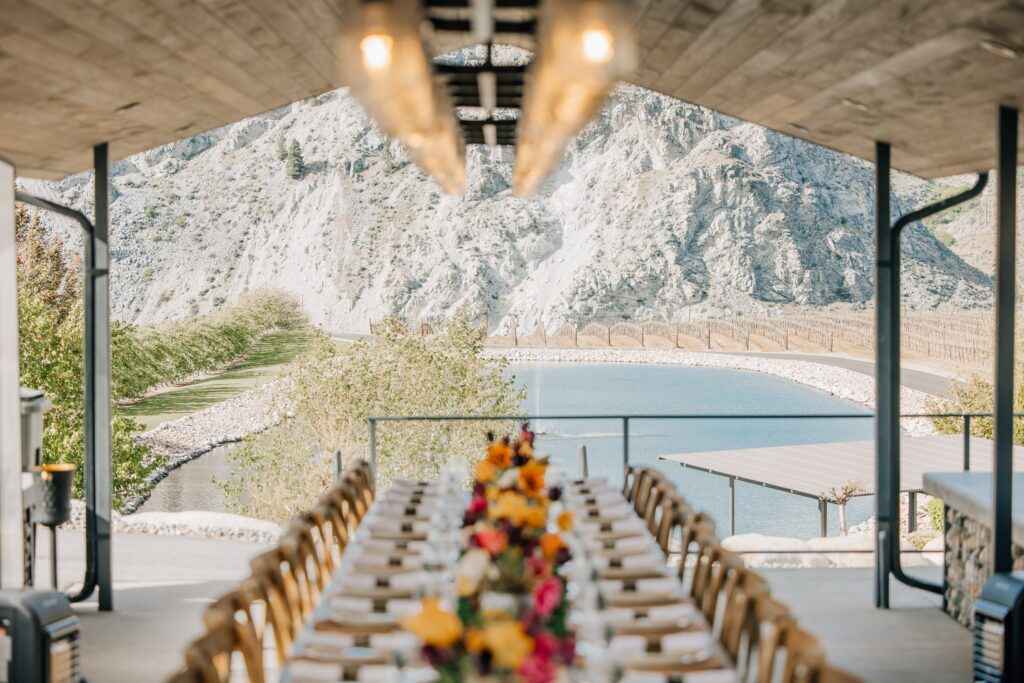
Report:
19,83,992,333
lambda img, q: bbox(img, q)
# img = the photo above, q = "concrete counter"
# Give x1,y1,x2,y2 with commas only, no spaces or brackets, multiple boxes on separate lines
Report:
923,472,1024,627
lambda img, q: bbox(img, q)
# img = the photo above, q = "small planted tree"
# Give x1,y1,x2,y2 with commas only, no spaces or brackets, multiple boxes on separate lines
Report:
286,139,305,179
824,480,865,535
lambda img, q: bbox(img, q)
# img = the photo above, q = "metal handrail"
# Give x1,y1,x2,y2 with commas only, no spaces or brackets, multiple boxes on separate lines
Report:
366,411,1020,557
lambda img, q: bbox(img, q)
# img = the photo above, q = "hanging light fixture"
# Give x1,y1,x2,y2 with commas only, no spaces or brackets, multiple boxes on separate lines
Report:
513,0,636,196
339,0,466,194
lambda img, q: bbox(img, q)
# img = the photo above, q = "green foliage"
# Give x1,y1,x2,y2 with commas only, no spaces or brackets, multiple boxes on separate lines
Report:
927,497,945,532
929,368,1024,445
143,205,159,221
221,316,524,521
16,207,306,509
16,207,157,508
286,140,305,179
111,289,306,401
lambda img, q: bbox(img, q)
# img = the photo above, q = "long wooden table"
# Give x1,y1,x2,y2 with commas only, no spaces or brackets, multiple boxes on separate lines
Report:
281,476,738,682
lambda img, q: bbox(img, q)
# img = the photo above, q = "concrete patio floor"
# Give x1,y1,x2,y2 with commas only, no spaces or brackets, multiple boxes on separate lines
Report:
34,530,971,682
761,566,972,682
36,529,269,682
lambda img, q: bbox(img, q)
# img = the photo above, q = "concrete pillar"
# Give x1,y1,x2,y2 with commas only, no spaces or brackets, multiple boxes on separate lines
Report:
0,157,24,589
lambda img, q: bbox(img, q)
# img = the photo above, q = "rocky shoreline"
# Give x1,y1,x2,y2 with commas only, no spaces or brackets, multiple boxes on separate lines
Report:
488,347,937,434
120,376,294,514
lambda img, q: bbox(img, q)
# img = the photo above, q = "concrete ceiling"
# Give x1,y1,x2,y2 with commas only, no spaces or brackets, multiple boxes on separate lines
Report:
1,0,1023,179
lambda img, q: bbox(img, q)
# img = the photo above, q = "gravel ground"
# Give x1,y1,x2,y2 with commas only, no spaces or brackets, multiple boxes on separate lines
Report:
67,500,282,544
488,347,937,434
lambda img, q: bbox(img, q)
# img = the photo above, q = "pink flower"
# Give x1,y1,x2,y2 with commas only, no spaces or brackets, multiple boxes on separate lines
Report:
526,555,550,580
532,577,562,618
518,652,556,683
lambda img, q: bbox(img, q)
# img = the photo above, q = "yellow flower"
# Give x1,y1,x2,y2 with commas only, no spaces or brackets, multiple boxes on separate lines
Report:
483,620,533,669
465,628,486,654
401,599,463,649
524,503,548,528
557,510,574,532
489,491,530,525
517,459,547,498
474,459,497,484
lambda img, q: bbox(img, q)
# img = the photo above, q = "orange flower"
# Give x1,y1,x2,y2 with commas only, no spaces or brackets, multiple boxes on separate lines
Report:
517,459,547,498
482,620,533,669
475,526,508,555
486,440,513,468
539,532,564,561
516,440,534,459
401,598,463,648
557,510,574,532
524,504,548,528
474,459,497,484
465,628,486,654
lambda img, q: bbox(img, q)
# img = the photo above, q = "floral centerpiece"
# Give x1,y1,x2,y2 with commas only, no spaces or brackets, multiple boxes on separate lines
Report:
402,425,576,683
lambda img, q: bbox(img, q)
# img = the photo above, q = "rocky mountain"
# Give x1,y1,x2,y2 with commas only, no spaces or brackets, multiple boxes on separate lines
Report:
19,83,993,333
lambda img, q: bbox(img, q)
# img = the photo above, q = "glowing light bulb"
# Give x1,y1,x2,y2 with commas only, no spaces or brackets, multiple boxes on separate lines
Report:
360,34,393,70
581,28,613,63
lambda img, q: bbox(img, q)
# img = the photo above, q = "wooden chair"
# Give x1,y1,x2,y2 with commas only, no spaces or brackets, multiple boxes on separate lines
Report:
630,468,663,517
202,580,268,683
623,464,639,500
700,545,746,630
779,624,827,683
719,568,769,676
675,520,716,592
249,548,305,662
179,620,240,683
751,594,797,683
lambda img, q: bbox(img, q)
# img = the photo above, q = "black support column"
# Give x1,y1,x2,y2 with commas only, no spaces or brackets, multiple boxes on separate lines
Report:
993,105,1018,575
874,141,897,609
90,143,113,610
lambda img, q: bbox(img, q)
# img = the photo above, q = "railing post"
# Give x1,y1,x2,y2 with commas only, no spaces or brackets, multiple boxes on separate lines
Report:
368,418,378,483
819,498,828,538
577,445,589,478
729,476,736,536
962,414,971,471
621,417,629,470
908,491,917,533
334,449,343,482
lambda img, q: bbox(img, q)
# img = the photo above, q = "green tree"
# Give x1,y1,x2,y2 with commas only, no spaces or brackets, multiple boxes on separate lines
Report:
221,315,524,522
16,207,157,508
286,139,305,179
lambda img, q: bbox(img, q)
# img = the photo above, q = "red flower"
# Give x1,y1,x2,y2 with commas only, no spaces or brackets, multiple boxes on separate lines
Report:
532,632,559,660
526,554,550,580
532,577,562,618
518,652,556,683
468,495,488,516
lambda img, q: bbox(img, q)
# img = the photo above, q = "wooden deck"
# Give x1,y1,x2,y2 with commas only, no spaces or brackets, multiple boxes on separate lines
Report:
660,433,1024,501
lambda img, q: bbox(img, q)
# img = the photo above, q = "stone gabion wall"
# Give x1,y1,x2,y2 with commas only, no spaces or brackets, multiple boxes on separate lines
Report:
944,505,1024,627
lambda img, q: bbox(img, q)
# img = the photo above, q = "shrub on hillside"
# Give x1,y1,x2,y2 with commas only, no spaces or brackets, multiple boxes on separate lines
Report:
221,316,524,522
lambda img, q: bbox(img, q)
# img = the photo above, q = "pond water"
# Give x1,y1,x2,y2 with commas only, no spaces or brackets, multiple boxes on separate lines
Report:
140,362,875,538
511,363,873,539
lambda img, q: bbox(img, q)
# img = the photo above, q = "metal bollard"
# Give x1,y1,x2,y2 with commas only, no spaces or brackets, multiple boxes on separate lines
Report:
577,445,589,478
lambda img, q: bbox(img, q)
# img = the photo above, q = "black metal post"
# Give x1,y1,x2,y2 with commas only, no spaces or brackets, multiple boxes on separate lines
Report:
908,491,917,533
993,105,1018,575
819,499,828,538
93,143,113,611
728,476,736,536
622,417,630,470
874,141,896,609
963,414,971,471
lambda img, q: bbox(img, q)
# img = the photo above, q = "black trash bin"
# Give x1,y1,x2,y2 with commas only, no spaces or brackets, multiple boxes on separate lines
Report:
30,464,76,591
